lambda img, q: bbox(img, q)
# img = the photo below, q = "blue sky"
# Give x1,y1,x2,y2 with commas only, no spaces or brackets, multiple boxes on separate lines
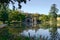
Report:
9,0,60,14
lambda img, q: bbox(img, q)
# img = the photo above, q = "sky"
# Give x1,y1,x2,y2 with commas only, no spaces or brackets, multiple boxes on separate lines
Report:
9,0,60,14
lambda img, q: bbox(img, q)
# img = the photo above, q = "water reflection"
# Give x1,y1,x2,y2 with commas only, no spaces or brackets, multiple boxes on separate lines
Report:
49,20,59,40
49,27,58,40
49,24,60,40
20,22,60,40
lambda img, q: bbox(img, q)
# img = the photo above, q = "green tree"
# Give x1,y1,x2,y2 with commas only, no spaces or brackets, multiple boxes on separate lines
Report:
0,27,11,40
9,10,25,21
39,14,49,22
49,4,59,25
49,4,58,19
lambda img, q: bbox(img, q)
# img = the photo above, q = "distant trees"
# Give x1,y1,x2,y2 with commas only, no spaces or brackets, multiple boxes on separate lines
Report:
39,14,49,22
9,10,25,21
0,9,25,24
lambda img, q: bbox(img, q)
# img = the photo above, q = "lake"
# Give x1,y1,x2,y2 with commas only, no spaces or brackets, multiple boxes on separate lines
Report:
19,23,60,40
0,22,60,40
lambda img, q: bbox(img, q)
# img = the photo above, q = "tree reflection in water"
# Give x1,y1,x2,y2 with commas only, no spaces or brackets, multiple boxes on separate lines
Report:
1,21,60,40
49,27,58,40
49,23,60,40
20,20,60,40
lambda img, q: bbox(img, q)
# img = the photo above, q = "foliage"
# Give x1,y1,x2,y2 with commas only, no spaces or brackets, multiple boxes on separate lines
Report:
0,0,30,9
49,4,59,25
0,8,9,24
0,27,11,40
0,0,30,24
49,4,59,19
0,8,26,24
39,14,49,22
9,10,25,21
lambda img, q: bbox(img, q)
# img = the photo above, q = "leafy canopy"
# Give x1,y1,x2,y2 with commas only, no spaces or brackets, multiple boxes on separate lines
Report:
49,4,59,18
0,0,30,9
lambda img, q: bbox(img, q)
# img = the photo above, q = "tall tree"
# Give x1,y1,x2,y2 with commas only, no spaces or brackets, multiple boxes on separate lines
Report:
49,4,59,25
49,4,58,18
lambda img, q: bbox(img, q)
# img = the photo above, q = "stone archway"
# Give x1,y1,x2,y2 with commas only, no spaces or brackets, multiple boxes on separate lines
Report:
25,18,32,23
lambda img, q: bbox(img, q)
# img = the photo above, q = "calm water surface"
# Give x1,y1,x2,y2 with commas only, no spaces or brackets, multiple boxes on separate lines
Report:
20,23,60,40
